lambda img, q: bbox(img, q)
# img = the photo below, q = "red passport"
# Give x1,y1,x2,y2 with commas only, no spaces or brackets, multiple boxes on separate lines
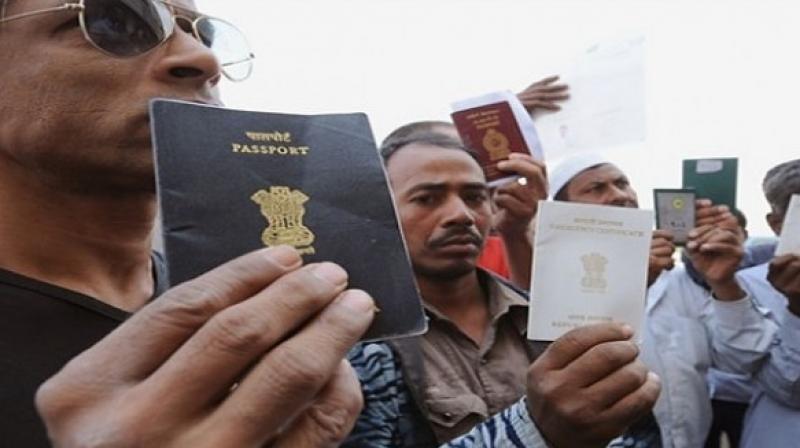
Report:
451,101,530,185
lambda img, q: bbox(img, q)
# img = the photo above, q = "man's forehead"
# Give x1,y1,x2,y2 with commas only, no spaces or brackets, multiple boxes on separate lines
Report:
387,144,486,188
389,144,482,174
572,163,627,184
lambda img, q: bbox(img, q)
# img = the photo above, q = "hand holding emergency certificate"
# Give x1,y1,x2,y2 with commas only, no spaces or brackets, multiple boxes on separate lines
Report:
528,201,653,341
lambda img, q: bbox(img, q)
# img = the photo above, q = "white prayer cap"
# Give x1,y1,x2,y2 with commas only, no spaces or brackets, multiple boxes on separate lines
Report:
548,153,613,199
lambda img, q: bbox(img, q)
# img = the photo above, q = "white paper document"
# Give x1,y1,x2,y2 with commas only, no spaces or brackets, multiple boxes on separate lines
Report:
452,90,545,161
534,35,646,158
776,194,800,256
528,201,653,341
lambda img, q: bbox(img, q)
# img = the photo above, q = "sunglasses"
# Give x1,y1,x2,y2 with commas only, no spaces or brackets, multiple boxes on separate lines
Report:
0,0,255,81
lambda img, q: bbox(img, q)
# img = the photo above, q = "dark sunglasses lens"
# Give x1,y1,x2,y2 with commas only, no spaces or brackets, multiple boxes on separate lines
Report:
196,18,253,81
83,0,172,57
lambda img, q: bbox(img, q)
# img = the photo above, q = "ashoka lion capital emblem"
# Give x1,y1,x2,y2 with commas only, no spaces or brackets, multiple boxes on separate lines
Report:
581,252,608,291
251,186,315,253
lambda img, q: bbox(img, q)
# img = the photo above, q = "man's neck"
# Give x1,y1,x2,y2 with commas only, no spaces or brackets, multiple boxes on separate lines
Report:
0,168,157,312
417,270,490,345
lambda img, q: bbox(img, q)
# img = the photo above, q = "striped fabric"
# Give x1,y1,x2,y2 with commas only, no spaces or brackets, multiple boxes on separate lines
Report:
344,342,548,447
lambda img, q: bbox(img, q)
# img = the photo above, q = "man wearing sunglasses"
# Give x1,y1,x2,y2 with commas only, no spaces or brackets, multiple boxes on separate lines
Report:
0,1,381,447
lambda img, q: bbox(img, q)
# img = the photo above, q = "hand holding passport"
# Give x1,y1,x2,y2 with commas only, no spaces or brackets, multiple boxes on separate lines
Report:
451,91,544,186
150,99,426,341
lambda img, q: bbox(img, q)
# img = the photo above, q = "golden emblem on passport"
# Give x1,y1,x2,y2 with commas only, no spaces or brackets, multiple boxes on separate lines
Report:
482,128,511,161
251,186,316,254
581,252,608,292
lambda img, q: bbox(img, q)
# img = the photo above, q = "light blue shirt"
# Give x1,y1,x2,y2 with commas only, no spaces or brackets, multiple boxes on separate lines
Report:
706,368,754,404
710,263,800,448
642,266,714,448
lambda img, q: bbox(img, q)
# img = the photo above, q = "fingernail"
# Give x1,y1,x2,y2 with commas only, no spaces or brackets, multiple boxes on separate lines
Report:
267,245,301,268
312,262,348,286
621,324,634,338
687,242,697,250
648,371,661,384
336,290,376,313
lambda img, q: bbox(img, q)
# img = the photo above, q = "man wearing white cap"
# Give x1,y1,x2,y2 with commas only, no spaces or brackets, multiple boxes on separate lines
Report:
546,153,748,447
548,153,676,286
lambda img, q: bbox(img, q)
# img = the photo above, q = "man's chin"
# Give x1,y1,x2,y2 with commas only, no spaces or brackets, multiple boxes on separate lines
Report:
413,261,476,281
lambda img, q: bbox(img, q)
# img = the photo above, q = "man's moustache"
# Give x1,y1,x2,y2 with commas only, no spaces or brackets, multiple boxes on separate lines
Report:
429,230,483,248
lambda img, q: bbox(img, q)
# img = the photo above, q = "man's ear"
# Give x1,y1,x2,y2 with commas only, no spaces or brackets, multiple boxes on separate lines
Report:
766,212,783,236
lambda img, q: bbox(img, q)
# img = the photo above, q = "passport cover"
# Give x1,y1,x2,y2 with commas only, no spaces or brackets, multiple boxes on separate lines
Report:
682,158,738,210
451,101,530,185
528,201,653,341
654,188,696,245
150,99,426,341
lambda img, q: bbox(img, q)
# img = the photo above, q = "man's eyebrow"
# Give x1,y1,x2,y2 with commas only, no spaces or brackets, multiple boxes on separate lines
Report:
462,183,490,192
405,183,446,195
581,180,607,190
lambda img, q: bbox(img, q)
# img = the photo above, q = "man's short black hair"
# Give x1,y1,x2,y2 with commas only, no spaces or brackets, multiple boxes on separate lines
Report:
380,120,454,148
763,158,800,216
730,207,747,230
379,121,478,163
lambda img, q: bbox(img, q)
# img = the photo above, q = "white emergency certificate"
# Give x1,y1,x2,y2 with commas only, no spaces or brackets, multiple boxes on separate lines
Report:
528,201,653,341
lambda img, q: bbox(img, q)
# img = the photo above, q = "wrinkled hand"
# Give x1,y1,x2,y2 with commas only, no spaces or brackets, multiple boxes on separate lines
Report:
492,153,548,236
767,254,800,316
687,225,745,300
36,247,376,448
648,230,675,286
517,75,570,113
527,324,661,448
695,199,741,236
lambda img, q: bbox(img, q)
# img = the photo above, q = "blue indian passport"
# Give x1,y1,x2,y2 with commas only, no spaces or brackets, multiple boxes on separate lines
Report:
150,99,426,341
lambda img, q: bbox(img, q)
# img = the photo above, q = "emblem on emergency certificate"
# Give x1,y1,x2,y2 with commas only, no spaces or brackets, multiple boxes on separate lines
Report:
482,128,511,161
251,186,315,253
580,252,608,292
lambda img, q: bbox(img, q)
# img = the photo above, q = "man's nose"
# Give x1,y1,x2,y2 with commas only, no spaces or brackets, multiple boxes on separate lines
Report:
607,185,635,207
442,197,476,227
151,23,222,89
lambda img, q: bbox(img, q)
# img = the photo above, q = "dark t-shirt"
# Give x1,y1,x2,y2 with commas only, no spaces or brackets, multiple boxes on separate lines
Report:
0,254,167,447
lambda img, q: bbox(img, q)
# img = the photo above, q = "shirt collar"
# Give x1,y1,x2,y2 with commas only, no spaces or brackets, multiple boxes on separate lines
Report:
423,269,529,336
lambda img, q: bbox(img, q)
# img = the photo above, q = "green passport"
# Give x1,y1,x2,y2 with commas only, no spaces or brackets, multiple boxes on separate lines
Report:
150,99,426,341
682,158,738,210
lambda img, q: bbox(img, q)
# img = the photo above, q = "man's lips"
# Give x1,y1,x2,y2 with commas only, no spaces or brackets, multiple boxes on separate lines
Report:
430,233,483,249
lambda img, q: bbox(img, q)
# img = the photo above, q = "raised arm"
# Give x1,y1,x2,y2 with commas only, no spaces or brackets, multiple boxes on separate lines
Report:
749,255,800,408
491,154,548,289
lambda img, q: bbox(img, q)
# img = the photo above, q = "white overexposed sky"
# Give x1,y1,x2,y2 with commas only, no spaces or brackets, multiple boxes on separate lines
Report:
198,0,800,237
